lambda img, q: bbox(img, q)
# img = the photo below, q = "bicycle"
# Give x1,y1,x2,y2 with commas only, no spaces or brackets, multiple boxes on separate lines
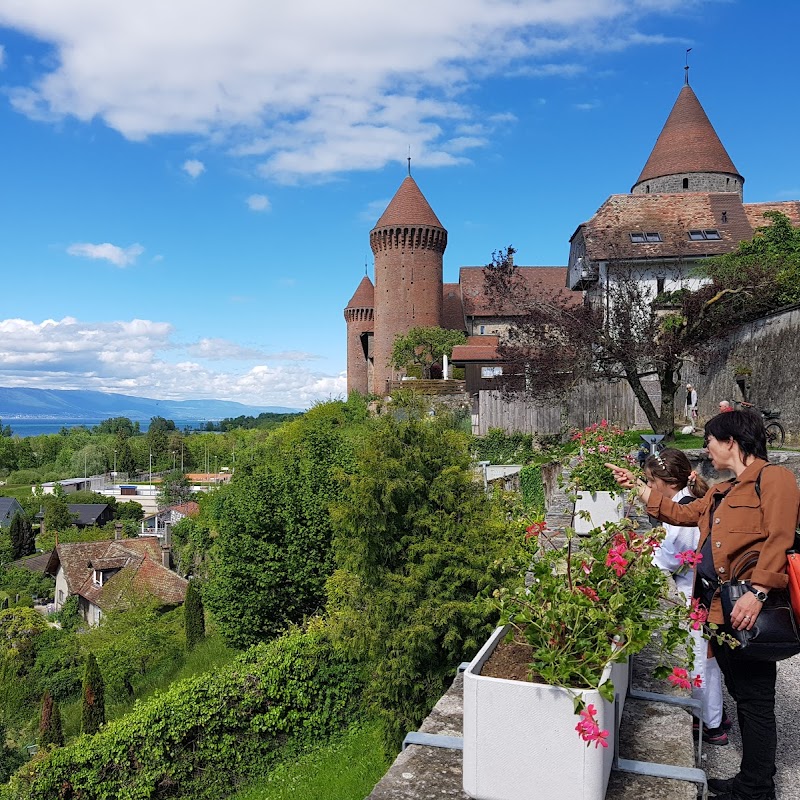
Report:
739,402,785,448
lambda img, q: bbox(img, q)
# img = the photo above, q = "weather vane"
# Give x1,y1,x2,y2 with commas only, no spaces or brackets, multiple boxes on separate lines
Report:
685,47,692,85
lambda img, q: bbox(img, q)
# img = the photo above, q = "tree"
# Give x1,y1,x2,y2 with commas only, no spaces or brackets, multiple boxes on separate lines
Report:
43,494,78,532
94,417,140,437
184,581,205,651
81,652,105,735
0,419,12,437
9,513,35,560
327,404,510,752
157,469,192,509
483,241,790,439
390,326,466,378
39,690,64,748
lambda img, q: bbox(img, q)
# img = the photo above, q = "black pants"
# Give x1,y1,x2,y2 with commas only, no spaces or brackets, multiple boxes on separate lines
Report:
713,641,778,799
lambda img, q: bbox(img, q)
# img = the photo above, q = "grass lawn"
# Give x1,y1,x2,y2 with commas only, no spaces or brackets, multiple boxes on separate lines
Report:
230,720,389,800
0,483,35,501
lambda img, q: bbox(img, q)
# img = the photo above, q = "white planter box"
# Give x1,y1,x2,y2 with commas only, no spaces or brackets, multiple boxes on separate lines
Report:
573,490,624,534
463,625,628,800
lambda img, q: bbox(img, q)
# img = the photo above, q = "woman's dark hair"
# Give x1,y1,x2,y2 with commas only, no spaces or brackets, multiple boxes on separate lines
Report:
644,448,708,498
704,409,768,461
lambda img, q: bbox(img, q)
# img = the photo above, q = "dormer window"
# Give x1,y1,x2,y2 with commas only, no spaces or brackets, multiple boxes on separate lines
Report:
93,569,102,587
689,229,721,241
629,232,661,243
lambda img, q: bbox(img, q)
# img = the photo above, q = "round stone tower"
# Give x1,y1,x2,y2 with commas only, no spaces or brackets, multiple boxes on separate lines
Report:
343,276,374,396
631,84,744,197
370,176,447,396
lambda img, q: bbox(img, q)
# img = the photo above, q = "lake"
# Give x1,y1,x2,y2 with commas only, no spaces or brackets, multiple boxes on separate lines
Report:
6,419,213,437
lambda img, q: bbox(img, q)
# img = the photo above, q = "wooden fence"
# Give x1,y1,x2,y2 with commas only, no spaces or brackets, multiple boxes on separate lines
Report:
476,378,660,436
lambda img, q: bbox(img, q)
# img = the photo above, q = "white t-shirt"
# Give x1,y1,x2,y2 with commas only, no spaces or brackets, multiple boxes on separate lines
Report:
652,486,700,599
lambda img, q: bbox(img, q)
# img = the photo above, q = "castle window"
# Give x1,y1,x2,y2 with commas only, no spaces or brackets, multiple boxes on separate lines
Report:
629,232,661,243
646,185,650,193
479,325,486,335
682,178,689,189
656,277,665,295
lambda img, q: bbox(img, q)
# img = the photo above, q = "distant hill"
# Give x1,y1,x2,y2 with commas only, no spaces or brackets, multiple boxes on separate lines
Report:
0,387,300,422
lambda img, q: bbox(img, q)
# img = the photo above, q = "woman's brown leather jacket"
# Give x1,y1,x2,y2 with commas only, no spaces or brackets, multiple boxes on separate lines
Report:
645,458,800,623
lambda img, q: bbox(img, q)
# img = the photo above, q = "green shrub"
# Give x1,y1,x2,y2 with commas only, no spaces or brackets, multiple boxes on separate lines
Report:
3,623,362,800
519,464,545,517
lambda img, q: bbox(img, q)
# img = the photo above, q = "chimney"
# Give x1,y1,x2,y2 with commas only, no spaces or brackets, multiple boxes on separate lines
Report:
114,522,124,540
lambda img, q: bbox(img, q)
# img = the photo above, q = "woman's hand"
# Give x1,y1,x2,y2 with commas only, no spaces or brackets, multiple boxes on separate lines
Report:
730,592,764,631
605,463,637,490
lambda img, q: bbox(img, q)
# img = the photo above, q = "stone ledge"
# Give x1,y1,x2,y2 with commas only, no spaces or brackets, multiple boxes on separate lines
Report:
366,652,697,800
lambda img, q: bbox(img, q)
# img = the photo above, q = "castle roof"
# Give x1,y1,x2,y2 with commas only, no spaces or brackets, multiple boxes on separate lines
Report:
374,176,445,230
634,85,742,188
459,266,572,317
346,276,374,309
573,193,800,262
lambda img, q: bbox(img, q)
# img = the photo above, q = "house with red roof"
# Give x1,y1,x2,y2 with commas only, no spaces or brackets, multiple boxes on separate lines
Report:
45,536,187,626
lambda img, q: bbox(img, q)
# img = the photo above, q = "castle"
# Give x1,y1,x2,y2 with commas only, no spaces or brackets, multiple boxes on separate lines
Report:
345,78,800,399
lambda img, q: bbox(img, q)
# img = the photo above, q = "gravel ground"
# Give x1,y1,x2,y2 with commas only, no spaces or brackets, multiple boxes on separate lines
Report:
702,656,800,799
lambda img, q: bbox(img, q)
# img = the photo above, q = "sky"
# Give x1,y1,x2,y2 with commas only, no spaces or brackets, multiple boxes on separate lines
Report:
0,0,798,411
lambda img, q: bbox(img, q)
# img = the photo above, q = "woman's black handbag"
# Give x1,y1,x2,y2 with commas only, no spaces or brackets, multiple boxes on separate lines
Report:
719,551,800,661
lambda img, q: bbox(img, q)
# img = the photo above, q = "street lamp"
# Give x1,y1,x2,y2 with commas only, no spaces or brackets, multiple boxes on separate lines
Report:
149,451,153,489
173,450,176,471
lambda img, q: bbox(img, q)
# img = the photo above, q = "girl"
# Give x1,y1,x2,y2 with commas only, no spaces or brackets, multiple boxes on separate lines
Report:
643,448,728,745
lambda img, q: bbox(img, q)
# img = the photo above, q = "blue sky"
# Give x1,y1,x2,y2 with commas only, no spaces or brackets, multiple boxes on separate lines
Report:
0,0,798,410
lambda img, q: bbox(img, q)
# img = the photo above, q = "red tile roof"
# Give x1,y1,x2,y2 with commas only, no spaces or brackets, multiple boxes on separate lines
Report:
346,276,374,309
635,85,742,187
169,501,200,518
451,336,502,363
374,176,444,229
47,537,186,611
578,193,748,261
577,194,800,262
459,266,573,316
743,201,800,229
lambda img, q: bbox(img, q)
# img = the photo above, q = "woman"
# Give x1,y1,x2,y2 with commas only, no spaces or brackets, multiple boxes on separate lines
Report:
643,448,727,745
607,410,799,800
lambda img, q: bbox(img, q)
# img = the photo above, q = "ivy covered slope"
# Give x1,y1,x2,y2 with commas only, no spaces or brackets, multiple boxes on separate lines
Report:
2,623,361,800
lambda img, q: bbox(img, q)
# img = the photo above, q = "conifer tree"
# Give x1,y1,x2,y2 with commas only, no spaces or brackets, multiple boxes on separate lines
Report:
9,513,24,560
39,690,64,748
81,653,105,735
184,580,205,651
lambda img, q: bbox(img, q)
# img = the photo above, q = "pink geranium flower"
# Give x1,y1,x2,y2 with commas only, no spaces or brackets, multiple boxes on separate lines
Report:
575,704,609,748
676,550,702,568
667,667,691,690
689,599,708,631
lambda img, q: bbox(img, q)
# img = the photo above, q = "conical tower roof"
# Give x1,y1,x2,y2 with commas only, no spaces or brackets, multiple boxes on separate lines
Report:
374,176,444,229
346,275,374,308
634,85,743,188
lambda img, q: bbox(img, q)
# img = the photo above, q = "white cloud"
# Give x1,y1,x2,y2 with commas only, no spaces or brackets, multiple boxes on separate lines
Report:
0,317,339,407
182,158,205,178
246,193,270,211
67,241,145,267
187,337,318,361
574,101,601,112
0,0,697,181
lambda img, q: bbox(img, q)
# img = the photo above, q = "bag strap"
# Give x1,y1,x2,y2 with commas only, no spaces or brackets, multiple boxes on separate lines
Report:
729,549,760,583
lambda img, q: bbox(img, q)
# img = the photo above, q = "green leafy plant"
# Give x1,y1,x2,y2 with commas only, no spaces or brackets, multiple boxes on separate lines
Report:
492,517,697,744
564,421,636,494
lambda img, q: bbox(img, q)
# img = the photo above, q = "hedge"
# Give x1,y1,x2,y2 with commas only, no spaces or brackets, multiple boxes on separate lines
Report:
2,622,362,800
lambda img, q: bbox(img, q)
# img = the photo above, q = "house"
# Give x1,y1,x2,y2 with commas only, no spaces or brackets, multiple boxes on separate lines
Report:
566,83,800,304
0,497,24,529
141,501,200,534
41,477,96,495
36,503,114,530
45,537,187,626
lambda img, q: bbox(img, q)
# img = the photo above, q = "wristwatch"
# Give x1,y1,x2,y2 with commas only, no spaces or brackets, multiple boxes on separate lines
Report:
748,586,768,602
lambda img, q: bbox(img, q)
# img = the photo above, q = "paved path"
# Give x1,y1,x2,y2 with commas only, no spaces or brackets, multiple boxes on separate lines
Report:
703,656,800,799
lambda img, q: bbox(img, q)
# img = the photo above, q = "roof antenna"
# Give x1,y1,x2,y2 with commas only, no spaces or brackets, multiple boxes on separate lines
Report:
684,47,692,85
407,145,412,176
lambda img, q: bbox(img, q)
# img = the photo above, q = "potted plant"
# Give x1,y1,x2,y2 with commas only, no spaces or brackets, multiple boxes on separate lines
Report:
463,517,700,800
565,421,636,533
